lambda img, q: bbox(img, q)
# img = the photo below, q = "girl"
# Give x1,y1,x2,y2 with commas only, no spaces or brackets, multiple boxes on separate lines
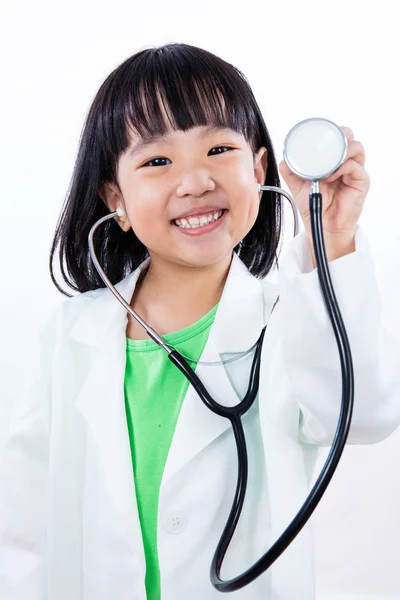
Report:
1,43,399,600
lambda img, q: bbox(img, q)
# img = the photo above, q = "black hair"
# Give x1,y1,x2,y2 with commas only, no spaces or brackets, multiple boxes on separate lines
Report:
50,42,283,296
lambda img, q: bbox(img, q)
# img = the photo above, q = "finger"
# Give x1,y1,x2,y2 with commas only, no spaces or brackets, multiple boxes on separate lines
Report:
324,158,370,186
346,140,366,166
340,126,354,142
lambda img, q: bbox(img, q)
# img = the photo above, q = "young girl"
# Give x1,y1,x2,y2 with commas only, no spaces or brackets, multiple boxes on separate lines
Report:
1,43,399,600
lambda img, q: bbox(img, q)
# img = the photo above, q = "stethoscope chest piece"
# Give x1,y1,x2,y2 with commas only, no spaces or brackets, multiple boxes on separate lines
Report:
283,117,348,181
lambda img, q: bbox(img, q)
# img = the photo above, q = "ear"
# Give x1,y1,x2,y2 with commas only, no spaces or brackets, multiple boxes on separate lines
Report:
98,182,131,232
254,147,268,187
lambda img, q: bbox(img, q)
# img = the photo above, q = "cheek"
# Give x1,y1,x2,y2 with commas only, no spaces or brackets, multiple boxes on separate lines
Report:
126,199,164,245
124,184,163,226
233,185,260,227
232,169,259,214
245,196,261,233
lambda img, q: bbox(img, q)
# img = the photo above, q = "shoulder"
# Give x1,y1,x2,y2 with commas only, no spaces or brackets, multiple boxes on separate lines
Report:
38,286,108,342
233,251,279,295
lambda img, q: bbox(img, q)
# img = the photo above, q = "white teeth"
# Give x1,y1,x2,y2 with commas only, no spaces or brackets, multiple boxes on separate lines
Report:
174,210,224,229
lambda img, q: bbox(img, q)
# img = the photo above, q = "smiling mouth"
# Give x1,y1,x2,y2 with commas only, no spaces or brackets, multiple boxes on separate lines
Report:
173,209,226,229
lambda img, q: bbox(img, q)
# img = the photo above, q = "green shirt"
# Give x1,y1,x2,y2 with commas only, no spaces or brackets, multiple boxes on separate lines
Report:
124,303,219,599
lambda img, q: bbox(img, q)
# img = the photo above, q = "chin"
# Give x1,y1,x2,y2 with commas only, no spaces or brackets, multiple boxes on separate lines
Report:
174,249,234,269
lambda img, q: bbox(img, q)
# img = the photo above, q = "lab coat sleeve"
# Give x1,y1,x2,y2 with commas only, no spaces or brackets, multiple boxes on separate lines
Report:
277,223,400,446
0,310,57,599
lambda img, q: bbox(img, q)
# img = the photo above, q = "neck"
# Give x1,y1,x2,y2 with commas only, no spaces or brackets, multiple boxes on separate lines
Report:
130,253,233,333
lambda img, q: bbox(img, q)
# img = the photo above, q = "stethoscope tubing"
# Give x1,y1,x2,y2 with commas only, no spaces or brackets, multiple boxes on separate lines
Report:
87,187,354,593
206,191,354,592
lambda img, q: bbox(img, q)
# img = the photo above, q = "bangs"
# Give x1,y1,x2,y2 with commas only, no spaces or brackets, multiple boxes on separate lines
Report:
106,45,259,154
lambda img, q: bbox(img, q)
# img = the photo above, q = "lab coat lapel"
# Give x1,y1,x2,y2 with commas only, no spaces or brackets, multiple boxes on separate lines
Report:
68,253,276,534
69,260,150,554
160,334,237,487
161,253,273,486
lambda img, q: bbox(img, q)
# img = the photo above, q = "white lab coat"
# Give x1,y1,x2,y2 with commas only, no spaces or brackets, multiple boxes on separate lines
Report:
1,225,399,600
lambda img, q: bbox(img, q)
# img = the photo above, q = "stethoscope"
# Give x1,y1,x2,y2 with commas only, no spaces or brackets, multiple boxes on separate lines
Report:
88,117,353,593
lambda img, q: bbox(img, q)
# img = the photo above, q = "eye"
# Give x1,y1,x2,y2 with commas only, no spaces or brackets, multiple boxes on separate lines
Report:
141,146,234,168
142,157,172,168
209,146,234,156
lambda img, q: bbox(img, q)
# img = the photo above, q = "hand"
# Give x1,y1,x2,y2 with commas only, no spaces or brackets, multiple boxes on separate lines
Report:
278,126,370,267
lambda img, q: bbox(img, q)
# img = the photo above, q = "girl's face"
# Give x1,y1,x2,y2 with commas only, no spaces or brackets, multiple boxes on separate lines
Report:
101,125,267,270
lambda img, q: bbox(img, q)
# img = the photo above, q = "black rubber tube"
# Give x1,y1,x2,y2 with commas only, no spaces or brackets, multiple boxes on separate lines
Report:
168,192,355,592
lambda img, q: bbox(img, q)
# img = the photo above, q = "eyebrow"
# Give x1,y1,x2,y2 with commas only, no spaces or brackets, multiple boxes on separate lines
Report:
129,125,235,157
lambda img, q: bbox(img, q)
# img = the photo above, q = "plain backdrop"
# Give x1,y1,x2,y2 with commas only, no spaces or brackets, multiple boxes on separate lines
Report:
1,1,399,598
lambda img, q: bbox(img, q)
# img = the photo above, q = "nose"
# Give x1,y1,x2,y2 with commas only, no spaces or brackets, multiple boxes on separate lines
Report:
176,169,216,197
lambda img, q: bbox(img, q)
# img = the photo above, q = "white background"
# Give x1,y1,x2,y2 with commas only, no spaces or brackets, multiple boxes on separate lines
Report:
1,1,399,598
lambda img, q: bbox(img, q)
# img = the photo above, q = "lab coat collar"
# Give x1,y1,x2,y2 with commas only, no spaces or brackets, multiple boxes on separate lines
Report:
69,256,151,349
69,252,269,354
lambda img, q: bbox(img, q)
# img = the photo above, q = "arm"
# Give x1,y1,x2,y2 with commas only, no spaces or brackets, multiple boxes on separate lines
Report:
277,225,400,445
0,313,56,598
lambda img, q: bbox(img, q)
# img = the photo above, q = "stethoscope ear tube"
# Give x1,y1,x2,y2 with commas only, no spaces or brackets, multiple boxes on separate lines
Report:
87,188,354,592
208,191,354,592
